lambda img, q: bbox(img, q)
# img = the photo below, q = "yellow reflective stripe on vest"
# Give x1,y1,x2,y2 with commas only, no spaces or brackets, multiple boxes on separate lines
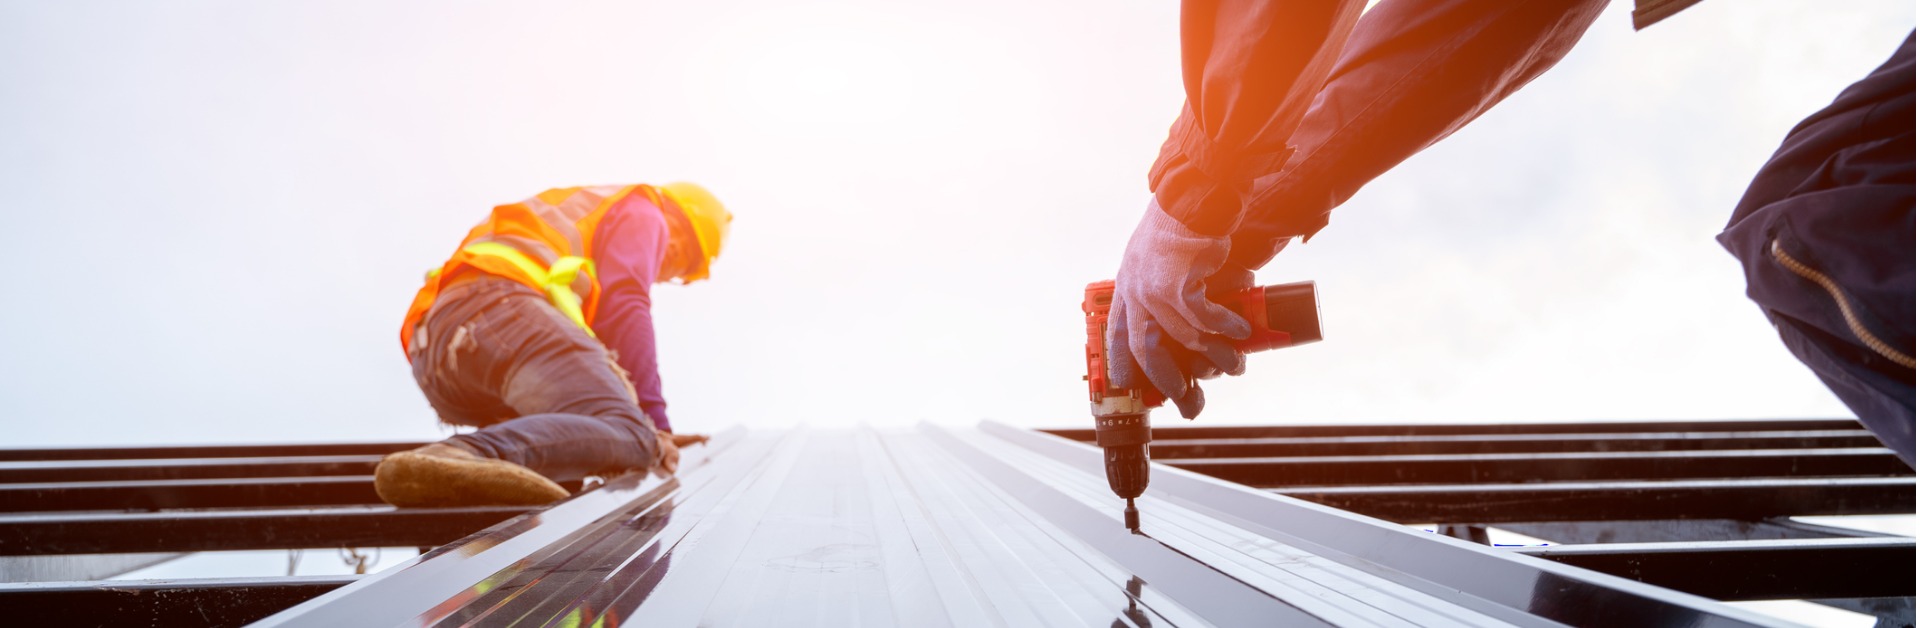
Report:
460,242,599,337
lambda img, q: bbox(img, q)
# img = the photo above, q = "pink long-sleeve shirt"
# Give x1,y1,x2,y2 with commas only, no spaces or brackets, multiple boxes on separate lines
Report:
588,192,673,431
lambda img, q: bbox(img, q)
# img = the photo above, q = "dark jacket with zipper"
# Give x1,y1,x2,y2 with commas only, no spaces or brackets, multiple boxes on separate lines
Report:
1718,34,1916,464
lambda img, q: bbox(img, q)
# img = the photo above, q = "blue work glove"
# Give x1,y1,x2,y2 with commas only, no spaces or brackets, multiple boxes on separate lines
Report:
1106,199,1253,419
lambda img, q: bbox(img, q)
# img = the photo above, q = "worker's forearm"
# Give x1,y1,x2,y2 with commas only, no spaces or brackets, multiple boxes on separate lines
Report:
1151,0,1368,236
1229,0,1608,270
592,289,671,432
586,192,674,432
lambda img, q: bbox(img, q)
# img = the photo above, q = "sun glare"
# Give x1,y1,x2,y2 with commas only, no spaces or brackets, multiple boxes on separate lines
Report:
693,4,991,148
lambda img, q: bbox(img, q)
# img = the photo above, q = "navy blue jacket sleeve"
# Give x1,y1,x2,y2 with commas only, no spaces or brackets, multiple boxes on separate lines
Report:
1149,0,1608,269
1228,0,1608,271
1150,0,1368,237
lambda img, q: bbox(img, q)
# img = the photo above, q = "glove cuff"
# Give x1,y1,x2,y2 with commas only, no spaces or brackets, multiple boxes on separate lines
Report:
1142,198,1230,249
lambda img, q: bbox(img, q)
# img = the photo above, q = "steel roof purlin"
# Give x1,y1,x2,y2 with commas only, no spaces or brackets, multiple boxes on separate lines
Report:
0,418,1908,626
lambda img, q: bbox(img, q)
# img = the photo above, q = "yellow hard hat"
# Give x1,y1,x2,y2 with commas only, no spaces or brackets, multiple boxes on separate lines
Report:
660,181,731,282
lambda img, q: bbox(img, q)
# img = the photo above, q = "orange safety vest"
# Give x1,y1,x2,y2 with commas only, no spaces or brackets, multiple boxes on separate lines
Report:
399,184,667,356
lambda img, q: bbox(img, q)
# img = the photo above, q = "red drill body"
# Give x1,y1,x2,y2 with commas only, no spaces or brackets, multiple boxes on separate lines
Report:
1082,280,1321,531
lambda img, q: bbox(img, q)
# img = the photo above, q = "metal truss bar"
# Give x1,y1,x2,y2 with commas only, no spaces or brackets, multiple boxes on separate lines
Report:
0,506,529,555
1144,430,1883,459
980,422,1790,628
1277,477,1917,523
1044,419,1862,441
0,552,184,581
0,576,357,627
1512,538,1916,600
0,476,380,512
0,455,381,483
1171,448,1911,487
1495,518,1896,544
0,442,422,462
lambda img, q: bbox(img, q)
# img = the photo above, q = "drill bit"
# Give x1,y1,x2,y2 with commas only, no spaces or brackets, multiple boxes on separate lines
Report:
1124,498,1140,532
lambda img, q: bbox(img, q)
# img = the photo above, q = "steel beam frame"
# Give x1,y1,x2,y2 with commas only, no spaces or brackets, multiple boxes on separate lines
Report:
0,552,184,581
1170,447,1908,486
1144,430,1884,459
0,476,379,512
1272,477,1916,523
0,576,356,627
0,506,529,555
1495,518,1897,544
0,442,421,462
1043,419,1865,441
1512,538,1916,600
0,455,381,483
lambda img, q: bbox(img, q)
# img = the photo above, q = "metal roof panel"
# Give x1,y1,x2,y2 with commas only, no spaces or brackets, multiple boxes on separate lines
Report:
255,424,1794,627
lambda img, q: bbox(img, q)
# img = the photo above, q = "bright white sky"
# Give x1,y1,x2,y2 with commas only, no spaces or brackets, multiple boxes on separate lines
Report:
1,1,1913,447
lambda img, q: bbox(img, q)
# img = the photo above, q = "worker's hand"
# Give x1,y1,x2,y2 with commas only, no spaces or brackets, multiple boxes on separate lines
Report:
1107,199,1252,419
652,432,710,477
653,431,681,476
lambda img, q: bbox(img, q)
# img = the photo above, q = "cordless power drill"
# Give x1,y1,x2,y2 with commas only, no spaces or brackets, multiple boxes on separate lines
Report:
1081,280,1322,531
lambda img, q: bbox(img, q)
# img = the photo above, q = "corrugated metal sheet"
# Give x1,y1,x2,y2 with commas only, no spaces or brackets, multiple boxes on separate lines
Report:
256,424,1793,627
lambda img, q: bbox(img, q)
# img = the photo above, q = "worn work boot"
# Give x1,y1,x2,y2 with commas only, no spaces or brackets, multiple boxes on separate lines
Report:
374,443,570,507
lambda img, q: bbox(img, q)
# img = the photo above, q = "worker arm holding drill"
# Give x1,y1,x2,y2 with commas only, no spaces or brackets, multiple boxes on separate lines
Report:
1114,0,1915,464
376,183,730,507
1113,0,1613,418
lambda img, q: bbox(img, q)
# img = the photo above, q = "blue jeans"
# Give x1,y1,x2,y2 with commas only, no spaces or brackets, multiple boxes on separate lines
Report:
409,277,661,482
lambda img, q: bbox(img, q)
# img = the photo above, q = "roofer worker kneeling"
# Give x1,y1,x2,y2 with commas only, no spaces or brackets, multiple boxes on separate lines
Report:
378,183,730,507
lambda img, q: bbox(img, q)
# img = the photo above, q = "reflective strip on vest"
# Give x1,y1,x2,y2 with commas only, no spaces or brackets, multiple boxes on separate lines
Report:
459,242,599,338
401,184,663,355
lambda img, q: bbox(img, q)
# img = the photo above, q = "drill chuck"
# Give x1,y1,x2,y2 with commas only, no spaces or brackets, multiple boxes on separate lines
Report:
1103,444,1150,497
1095,412,1152,500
